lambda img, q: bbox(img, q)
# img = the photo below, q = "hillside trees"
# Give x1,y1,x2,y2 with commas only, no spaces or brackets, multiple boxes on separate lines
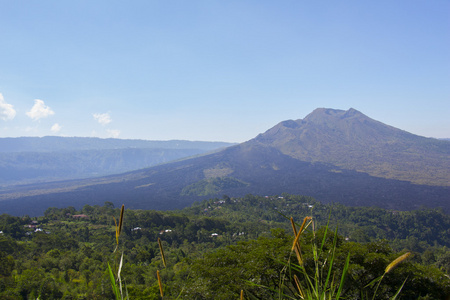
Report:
0,196,449,298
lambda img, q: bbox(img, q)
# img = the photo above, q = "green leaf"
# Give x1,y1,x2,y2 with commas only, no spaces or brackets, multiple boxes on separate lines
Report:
108,263,121,300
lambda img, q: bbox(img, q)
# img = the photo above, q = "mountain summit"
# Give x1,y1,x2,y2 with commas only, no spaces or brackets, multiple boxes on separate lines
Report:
251,108,449,186
1,108,449,216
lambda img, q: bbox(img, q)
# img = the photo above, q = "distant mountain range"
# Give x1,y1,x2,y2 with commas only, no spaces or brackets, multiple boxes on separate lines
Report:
0,136,233,152
0,108,449,216
0,137,234,186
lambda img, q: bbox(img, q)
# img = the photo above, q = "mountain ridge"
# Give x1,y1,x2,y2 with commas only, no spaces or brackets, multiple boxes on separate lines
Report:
0,108,448,216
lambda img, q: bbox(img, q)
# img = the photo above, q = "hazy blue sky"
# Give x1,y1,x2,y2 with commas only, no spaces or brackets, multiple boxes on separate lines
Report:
0,1,449,142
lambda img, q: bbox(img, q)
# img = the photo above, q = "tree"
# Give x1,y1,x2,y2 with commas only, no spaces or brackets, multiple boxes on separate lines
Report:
0,251,14,277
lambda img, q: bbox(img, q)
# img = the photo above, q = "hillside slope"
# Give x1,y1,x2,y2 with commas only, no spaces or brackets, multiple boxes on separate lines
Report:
1,142,448,216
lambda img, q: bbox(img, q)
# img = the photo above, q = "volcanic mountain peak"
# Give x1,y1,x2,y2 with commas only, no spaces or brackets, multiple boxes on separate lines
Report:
250,108,449,186
298,107,396,133
303,107,362,122
253,108,381,145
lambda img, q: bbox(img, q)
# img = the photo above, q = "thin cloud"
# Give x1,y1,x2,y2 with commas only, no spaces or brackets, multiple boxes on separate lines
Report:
0,93,17,121
107,129,120,138
26,99,55,120
93,112,112,126
25,126,38,133
51,123,62,133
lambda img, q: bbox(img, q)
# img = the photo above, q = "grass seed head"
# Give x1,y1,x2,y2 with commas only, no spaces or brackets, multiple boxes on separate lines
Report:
290,217,298,236
293,274,305,299
385,252,411,273
291,216,312,252
118,204,124,236
157,270,163,297
114,204,125,245
158,237,167,268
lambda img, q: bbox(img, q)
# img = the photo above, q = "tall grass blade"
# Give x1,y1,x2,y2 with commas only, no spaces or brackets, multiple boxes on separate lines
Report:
391,277,408,300
157,270,164,298
335,252,350,299
323,227,339,292
108,263,120,300
113,216,119,245
124,284,129,300
158,237,167,268
293,274,305,299
320,213,332,251
118,252,124,297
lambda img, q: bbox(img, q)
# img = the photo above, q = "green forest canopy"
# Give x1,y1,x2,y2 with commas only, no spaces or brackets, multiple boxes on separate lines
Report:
0,194,449,299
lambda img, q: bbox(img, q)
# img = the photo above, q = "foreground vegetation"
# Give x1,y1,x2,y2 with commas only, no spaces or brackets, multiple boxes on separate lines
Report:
1,194,450,299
